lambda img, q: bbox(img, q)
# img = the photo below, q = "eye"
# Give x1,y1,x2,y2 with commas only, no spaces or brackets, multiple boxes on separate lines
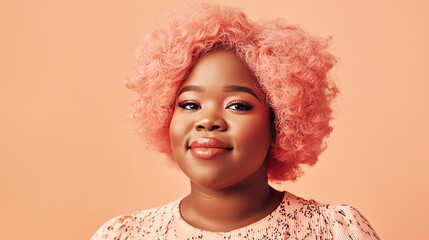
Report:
226,101,253,111
178,100,201,110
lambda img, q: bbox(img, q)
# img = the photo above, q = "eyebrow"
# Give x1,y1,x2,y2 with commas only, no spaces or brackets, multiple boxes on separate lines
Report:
177,84,260,101
223,85,260,101
177,85,204,96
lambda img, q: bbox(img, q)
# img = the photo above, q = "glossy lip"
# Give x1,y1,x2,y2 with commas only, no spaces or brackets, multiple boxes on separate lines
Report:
189,137,232,160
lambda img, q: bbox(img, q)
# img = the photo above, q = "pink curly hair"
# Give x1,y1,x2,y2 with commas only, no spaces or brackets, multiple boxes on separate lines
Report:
126,2,338,182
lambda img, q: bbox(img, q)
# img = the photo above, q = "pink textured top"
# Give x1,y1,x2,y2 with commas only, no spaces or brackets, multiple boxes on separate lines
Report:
91,192,379,239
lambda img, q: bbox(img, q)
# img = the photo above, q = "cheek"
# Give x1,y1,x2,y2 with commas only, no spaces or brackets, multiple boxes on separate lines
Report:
232,112,273,159
169,112,191,151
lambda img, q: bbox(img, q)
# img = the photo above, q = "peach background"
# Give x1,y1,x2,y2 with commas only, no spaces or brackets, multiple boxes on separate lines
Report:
1,0,428,239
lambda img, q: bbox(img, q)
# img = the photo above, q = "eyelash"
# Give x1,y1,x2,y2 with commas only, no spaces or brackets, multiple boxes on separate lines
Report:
177,100,253,111
226,100,254,111
178,100,200,110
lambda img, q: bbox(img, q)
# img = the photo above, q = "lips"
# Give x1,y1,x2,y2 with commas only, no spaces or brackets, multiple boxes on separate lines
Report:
189,137,232,160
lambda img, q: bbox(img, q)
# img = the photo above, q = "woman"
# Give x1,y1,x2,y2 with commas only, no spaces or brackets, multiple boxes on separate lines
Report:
92,2,379,239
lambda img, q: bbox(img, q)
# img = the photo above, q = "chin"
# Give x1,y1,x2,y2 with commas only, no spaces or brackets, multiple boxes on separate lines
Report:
190,172,236,190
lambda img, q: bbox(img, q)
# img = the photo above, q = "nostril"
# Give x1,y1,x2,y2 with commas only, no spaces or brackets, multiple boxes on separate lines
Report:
210,125,221,131
194,119,227,132
196,125,205,131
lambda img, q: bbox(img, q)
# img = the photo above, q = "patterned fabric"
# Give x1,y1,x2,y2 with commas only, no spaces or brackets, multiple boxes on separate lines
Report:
91,192,379,240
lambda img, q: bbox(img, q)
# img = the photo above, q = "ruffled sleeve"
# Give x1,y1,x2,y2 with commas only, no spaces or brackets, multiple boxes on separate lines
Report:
322,205,380,239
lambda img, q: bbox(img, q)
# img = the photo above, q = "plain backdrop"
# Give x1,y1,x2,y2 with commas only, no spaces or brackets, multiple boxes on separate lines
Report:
1,0,428,239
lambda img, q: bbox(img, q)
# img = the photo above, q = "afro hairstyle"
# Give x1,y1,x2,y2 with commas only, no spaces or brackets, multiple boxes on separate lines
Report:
126,1,338,182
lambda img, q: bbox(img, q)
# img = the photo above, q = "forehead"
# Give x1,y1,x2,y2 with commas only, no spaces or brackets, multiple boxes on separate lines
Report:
183,50,259,89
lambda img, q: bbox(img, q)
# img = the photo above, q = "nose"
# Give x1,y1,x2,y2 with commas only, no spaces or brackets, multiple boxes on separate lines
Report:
195,110,227,132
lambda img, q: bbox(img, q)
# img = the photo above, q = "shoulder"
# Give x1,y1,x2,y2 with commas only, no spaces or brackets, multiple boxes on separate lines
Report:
280,192,379,239
90,198,181,240
320,204,380,239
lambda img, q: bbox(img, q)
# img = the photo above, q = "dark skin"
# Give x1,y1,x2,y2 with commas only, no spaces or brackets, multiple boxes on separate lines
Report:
180,165,284,231
169,50,284,232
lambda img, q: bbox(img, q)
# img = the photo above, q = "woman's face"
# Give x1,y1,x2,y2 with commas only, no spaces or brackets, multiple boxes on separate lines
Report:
169,50,273,190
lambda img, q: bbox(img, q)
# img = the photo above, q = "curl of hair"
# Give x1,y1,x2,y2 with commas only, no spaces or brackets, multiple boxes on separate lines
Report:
126,2,338,182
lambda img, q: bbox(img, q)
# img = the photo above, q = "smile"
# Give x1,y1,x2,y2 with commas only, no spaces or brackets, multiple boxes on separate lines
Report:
189,137,232,160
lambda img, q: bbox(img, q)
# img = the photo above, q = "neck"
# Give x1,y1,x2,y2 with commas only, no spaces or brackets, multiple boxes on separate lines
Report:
180,167,284,232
